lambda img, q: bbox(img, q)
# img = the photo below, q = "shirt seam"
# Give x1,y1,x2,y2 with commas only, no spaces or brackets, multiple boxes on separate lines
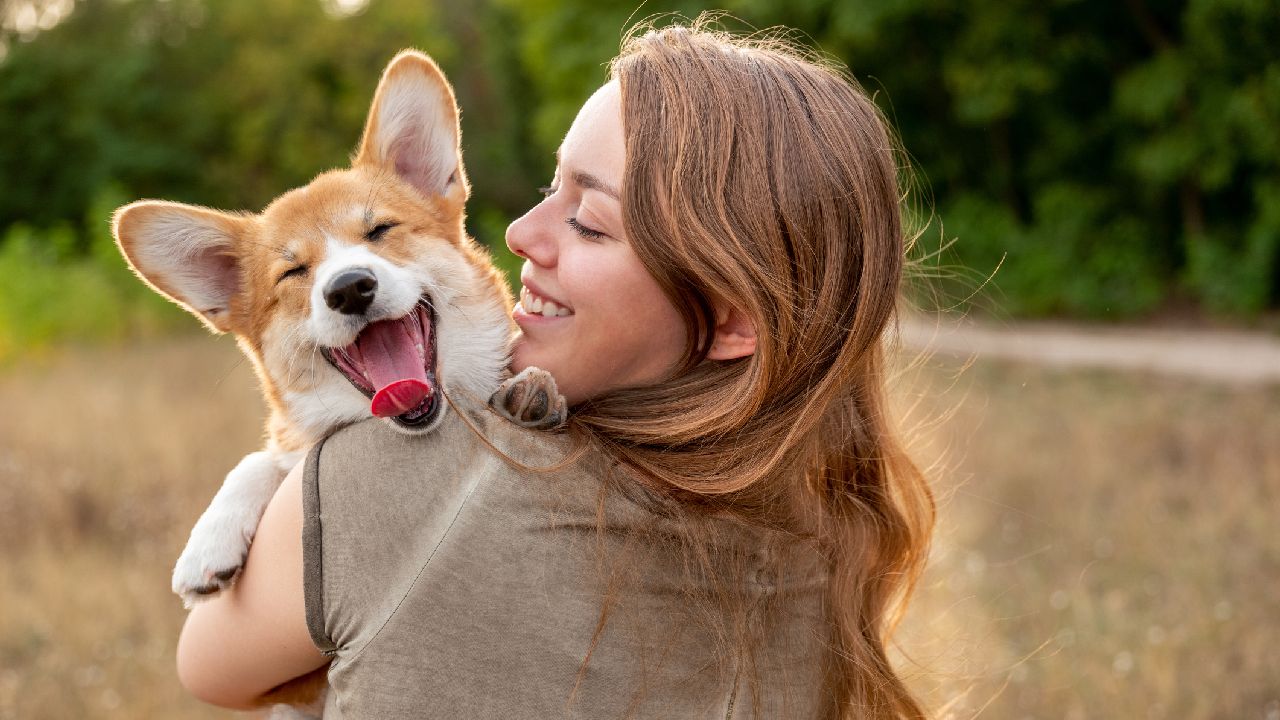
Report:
302,438,337,656
338,455,487,669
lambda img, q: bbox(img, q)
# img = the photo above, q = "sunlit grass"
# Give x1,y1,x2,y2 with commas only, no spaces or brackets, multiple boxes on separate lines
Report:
1,337,1276,718
0,336,259,720
896,361,1280,718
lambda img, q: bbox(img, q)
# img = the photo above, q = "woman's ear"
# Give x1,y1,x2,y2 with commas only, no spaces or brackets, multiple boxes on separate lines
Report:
707,304,757,361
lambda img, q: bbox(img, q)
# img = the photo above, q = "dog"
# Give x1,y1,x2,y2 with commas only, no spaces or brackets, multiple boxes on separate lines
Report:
113,50,564,717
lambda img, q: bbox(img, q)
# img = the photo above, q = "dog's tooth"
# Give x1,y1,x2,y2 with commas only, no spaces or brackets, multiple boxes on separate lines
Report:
541,300,559,318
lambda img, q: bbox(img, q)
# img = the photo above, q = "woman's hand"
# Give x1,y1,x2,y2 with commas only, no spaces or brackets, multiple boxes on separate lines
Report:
175,461,327,709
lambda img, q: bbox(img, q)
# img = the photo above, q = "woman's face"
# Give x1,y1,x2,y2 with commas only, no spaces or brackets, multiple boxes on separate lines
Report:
506,81,686,406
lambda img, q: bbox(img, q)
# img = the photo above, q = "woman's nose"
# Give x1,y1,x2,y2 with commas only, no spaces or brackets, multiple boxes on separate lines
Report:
506,205,556,268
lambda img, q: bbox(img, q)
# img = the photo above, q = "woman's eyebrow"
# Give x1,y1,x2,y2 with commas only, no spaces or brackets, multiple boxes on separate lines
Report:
555,148,620,201
571,170,620,201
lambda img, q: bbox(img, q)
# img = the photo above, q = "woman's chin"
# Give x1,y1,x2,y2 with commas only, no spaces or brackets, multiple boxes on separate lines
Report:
510,342,553,379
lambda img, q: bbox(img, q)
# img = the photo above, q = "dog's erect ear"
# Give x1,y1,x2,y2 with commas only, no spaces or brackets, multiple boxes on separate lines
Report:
113,201,247,334
354,50,468,204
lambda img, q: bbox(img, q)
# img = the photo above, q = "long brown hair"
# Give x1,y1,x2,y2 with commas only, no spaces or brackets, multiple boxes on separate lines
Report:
567,18,935,719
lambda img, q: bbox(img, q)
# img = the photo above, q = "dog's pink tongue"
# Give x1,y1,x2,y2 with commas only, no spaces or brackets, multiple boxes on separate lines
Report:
356,318,431,418
370,379,431,418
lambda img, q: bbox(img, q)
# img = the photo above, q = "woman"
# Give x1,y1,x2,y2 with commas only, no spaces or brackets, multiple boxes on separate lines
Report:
177,21,934,719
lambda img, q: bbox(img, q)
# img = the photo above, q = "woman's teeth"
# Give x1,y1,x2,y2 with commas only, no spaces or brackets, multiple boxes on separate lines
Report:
520,286,573,318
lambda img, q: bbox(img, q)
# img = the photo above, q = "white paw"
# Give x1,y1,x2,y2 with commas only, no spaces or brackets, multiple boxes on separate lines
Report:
172,512,254,608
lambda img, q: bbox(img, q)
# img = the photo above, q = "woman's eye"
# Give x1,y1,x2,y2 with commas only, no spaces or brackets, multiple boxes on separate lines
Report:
277,265,308,284
537,185,557,198
566,217,606,240
366,222,397,242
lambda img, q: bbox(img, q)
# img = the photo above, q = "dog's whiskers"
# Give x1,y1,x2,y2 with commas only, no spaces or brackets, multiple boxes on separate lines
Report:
308,345,337,413
279,325,316,386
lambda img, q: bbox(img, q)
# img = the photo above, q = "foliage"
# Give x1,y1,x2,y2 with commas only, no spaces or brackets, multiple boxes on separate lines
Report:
0,187,186,362
0,0,1278,356
0,0,454,231
724,0,1280,317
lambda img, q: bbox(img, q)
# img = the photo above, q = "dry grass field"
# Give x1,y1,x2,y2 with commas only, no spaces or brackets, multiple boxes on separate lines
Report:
1,335,1277,719
896,359,1280,719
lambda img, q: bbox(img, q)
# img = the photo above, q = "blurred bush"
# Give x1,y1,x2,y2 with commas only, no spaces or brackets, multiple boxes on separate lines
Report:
0,187,186,362
0,0,1277,358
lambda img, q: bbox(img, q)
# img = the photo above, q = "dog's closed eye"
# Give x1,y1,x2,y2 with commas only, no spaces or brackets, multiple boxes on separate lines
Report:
277,265,309,284
366,222,398,242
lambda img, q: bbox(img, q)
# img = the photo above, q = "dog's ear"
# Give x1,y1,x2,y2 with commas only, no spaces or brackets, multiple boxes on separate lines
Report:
354,49,467,205
113,200,248,334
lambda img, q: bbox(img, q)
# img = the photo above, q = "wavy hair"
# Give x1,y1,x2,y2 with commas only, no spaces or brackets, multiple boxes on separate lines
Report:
567,18,935,719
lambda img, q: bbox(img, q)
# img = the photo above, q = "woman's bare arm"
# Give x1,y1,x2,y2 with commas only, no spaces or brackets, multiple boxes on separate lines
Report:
176,460,327,709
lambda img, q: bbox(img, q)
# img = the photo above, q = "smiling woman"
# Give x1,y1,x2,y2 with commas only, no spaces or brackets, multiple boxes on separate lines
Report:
176,18,932,720
531,24,933,717
507,81,703,407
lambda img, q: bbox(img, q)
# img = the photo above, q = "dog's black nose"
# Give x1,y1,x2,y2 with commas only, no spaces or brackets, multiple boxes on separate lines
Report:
325,268,378,315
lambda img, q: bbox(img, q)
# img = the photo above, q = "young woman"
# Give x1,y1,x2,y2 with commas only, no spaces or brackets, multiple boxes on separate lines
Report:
177,21,934,719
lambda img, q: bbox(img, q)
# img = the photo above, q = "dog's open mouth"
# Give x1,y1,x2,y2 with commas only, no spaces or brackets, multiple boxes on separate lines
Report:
321,298,440,429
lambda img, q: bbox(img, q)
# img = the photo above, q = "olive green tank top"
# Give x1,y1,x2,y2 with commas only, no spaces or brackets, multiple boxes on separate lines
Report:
302,395,828,719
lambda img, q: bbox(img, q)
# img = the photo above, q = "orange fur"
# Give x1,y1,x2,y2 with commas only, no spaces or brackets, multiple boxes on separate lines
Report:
115,51,514,455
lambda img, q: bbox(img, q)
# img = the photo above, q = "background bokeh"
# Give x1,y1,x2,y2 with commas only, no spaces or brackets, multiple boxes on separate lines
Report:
1,0,1277,718
2,0,1280,358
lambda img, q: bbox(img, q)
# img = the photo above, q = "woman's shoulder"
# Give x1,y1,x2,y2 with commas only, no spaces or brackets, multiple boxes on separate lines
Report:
314,391,581,477
304,391,612,551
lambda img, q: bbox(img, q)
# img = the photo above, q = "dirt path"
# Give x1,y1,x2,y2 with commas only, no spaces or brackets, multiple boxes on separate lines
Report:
899,316,1280,385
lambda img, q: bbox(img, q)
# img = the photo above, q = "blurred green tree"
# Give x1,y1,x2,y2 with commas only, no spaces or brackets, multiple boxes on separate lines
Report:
0,0,456,232
0,0,1277,324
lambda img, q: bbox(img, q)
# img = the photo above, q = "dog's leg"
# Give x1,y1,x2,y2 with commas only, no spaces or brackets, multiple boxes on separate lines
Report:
172,450,287,608
489,366,567,430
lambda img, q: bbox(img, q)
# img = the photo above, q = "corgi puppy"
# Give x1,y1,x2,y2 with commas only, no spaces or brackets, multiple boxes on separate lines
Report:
113,49,562,620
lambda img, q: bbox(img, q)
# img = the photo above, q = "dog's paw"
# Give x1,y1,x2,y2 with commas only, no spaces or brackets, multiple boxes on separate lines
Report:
172,518,252,608
490,367,567,430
